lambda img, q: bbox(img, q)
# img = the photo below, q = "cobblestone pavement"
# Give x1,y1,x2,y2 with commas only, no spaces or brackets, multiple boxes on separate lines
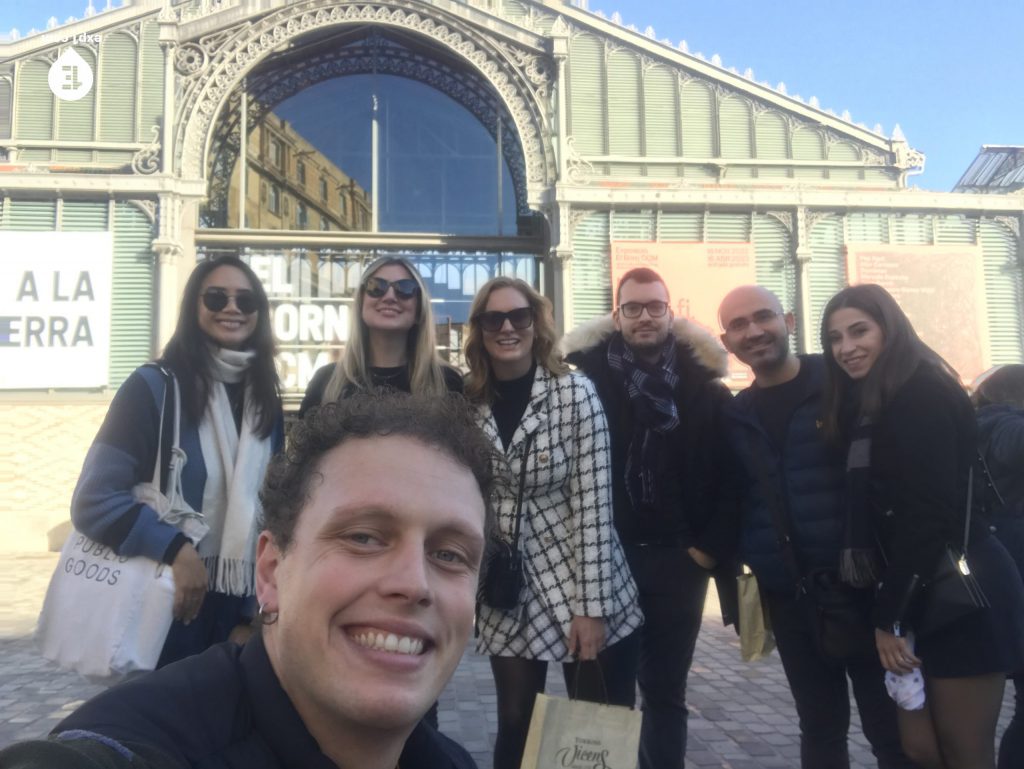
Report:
0,552,1012,768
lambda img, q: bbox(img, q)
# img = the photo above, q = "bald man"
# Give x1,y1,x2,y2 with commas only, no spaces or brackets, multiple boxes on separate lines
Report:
718,286,915,769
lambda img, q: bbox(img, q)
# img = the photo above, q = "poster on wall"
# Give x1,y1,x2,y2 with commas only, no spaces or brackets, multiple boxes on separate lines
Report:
610,241,757,385
845,244,989,384
0,232,114,389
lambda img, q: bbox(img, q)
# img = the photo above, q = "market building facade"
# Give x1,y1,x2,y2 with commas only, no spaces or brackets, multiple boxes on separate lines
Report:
2,0,1022,549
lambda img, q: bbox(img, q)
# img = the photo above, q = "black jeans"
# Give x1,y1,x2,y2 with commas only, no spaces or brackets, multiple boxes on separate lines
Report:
764,590,918,769
624,544,709,769
489,631,640,769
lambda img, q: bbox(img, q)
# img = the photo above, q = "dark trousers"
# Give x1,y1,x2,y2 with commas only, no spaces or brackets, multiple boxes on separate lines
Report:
624,544,709,769
992,515,1024,769
157,591,248,668
489,631,640,769
764,590,918,769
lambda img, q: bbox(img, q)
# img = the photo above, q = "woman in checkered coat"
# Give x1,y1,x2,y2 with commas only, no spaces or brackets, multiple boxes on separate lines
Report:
465,277,643,769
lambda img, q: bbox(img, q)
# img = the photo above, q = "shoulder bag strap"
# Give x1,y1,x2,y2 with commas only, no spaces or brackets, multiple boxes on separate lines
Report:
142,363,173,491
963,465,974,553
509,432,535,549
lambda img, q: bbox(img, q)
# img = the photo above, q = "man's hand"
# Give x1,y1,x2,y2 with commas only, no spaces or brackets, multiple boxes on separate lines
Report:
688,546,717,570
567,615,606,661
170,543,207,624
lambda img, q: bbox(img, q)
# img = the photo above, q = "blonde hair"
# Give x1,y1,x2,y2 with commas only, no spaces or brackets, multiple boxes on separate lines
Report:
464,277,568,404
322,256,449,402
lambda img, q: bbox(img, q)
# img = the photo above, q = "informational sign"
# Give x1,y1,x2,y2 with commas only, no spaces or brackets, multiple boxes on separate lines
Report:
611,241,757,384
0,232,113,389
247,253,351,392
845,244,989,384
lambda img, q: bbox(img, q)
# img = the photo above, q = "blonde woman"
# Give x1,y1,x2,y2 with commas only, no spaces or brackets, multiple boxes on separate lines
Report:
300,256,462,416
465,277,643,769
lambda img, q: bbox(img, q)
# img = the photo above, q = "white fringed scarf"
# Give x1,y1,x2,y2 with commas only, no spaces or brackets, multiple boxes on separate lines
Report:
196,348,272,597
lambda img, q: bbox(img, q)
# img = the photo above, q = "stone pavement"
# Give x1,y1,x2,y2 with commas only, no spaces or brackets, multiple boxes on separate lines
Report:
0,552,1012,768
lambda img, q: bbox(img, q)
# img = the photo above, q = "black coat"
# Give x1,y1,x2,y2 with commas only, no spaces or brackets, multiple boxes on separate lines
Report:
0,634,476,769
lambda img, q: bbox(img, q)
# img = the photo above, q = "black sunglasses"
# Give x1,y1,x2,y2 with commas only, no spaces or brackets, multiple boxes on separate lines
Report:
476,307,535,333
202,289,258,315
364,276,420,300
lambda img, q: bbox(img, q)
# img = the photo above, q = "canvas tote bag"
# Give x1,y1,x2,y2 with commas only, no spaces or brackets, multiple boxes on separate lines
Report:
35,369,204,684
520,683,642,769
738,566,775,662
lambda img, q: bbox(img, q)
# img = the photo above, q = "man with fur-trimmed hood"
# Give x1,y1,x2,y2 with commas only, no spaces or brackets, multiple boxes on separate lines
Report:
561,267,736,769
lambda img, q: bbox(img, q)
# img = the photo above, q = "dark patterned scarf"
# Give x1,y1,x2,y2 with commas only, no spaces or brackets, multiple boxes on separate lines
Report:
840,415,883,587
607,333,680,511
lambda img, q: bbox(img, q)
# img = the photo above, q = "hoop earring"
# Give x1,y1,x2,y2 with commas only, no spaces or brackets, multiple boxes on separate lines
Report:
257,603,279,626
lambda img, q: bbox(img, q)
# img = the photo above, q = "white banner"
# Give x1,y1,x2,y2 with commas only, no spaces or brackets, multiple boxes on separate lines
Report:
0,232,114,388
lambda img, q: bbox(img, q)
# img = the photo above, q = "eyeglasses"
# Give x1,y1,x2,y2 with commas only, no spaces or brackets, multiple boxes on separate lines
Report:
201,289,258,315
724,309,781,334
476,307,535,332
364,276,420,300
618,301,669,319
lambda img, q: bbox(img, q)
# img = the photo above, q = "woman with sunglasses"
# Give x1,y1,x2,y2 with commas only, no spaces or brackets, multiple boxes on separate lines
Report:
820,284,1024,769
71,256,284,666
465,277,643,769
299,256,462,417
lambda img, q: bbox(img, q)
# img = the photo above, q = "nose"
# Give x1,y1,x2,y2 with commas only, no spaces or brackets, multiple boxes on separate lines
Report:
499,317,515,332
378,543,433,606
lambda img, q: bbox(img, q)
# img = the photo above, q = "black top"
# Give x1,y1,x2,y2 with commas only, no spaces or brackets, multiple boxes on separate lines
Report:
750,359,812,451
0,634,476,769
299,362,464,418
491,364,536,450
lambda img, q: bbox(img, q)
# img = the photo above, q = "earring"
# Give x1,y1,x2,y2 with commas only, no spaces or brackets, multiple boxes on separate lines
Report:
257,602,279,626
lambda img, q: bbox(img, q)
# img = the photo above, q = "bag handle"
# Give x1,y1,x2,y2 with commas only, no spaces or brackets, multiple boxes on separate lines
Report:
569,658,610,704
508,432,535,550
144,364,173,488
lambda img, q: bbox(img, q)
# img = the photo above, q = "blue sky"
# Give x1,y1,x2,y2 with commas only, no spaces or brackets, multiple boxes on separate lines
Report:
2,0,1020,191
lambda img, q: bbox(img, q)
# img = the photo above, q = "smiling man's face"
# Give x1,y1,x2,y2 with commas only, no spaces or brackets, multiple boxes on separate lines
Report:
256,434,485,738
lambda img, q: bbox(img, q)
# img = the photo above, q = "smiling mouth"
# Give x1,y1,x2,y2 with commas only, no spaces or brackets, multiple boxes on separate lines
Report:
350,631,426,656
495,338,519,347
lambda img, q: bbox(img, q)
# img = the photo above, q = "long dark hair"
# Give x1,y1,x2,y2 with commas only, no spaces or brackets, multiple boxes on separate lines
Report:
820,283,959,441
160,256,280,437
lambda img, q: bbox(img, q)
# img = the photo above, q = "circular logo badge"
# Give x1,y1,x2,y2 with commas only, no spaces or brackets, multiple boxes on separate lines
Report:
48,48,94,102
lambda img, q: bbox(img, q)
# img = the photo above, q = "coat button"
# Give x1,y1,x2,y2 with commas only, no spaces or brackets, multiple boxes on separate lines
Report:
884,509,895,517
542,534,553,544
538,452,549,464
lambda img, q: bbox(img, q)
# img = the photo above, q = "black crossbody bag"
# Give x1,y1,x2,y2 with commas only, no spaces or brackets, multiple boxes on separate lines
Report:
480,433,534,611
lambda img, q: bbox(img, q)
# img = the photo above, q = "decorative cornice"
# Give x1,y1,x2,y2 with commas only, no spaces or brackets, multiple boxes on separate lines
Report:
993,215,1021,240
565,136,595,184
131,125,161,175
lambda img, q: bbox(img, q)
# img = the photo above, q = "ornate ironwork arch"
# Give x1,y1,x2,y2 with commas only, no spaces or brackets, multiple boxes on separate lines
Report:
176,0,556,202
203,31,531,226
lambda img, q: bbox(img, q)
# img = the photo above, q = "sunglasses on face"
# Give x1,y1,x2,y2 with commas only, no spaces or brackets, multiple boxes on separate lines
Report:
201,289,258,315
476,307,535,333
364,276,420,300
618,300,669,319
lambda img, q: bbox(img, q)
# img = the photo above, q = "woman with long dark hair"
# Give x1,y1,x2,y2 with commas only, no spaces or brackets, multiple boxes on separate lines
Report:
820,283,1024,768
72,256,284,665
465,277,643,769
300,255,461,416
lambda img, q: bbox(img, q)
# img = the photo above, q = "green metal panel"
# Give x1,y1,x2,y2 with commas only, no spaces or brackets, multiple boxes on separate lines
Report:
679,80,715,179
110,203,156,385
607,49,641,177
806,215,846,352
847,212,888,243
890,214,932,245
15,60,53,160
138,21,164,148
755,112,788,178
643,65,678,178
935,215,976,245
0,68,12,140
864,168,898,185
4,200,56,230
500,0,529,22
828,141,861,182
751,214,795,304
706,211,751,242
657,212,702,241
571,211,611,322
719,94,753,179
55,46,96,163
979,220,1023,365
61,201,109,230
792,127,825,180
610,210,655,241
567,33,605,158
98,32,137,162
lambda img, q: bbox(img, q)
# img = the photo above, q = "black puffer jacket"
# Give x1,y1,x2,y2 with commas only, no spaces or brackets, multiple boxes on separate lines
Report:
977,403,1024,520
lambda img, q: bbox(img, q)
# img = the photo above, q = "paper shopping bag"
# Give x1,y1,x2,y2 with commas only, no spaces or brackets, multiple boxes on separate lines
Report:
520,692,641,769
738,568,775,662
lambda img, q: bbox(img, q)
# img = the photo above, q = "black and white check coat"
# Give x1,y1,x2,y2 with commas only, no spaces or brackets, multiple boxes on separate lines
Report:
475,366,643,661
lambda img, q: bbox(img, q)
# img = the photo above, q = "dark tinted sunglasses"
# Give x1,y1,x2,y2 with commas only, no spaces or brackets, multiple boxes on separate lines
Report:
364,276,420,300
476,307,534,333
202,289,258,315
